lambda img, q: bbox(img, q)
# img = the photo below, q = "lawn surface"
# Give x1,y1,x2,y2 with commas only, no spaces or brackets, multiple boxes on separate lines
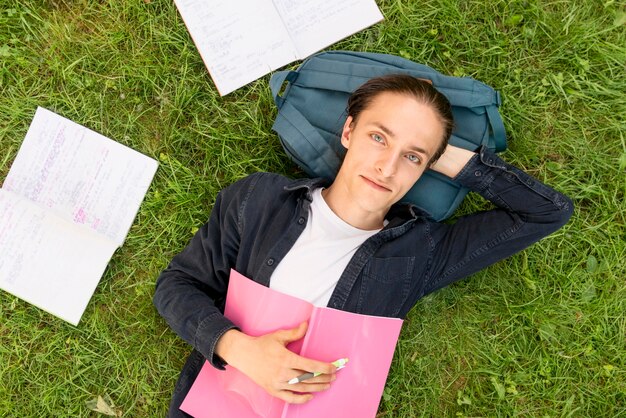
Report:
0,0,624,416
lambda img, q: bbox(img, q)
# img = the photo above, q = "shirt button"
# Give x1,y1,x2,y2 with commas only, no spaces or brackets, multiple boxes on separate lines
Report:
297,217,305,225
266,258,274,266
474,170,482,177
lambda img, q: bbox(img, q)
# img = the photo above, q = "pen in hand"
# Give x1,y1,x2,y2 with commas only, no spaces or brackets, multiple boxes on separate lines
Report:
287,358,349,385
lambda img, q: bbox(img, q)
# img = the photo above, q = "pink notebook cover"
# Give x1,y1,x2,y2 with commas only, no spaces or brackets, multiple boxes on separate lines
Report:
180,269,403,418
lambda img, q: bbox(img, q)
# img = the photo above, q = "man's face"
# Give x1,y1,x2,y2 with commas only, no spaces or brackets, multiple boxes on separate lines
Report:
334,92,444,218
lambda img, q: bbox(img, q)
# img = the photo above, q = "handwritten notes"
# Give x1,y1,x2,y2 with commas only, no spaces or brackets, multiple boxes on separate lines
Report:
173,0,383,95
0,190,116,324
272,0,384,58
4,108,158,244
174,0,295,96
0,107,158,325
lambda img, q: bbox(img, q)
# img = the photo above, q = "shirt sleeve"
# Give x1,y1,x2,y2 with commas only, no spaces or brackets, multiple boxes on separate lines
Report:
152,175,259,369
424,146,573,295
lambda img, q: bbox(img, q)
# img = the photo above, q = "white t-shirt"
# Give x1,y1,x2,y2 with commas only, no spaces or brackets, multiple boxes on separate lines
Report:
269,188,381,307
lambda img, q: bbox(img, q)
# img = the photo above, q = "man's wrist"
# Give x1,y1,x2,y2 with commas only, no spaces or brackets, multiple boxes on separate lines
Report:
429,145,475,178
215,328,249,366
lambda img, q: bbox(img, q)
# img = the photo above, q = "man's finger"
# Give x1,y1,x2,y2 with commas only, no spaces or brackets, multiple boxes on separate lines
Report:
277,390,314,404
287,373,336,385
292,358,336,376
283,381,332,393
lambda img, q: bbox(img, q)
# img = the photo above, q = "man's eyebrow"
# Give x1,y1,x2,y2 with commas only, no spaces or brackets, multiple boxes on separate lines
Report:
408,144,431,159
372,122,431,158
373,122,396,139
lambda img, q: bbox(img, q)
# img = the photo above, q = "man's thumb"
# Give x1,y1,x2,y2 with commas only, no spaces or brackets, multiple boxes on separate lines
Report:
277,321,308,344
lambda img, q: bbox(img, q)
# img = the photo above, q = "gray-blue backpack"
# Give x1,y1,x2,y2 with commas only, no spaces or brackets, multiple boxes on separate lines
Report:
270,51,506,221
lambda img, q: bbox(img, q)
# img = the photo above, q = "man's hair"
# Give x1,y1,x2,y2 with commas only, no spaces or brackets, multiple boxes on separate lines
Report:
347,74,454,166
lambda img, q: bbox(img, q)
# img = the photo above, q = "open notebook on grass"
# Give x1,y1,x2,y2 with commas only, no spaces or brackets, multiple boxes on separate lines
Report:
173,0,384,95
0,107,158,325
180,269,403,418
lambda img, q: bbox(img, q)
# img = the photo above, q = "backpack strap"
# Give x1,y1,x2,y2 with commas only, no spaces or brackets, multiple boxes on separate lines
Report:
270,70,298,107
487,92,507,152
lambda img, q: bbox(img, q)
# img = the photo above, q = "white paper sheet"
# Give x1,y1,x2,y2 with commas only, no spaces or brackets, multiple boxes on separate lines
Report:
3,107,158,246
272,0,384,58
173,0,383,95
0,107,158,325
0,190,117,325
174,0,297,96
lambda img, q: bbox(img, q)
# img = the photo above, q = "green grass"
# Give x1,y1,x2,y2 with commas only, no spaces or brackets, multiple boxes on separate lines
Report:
1,0,624,416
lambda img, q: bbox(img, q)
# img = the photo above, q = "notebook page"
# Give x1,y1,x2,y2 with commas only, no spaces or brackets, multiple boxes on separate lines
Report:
2,107,158,246
271,0,383,59
0,189,117,325
173,0,298,96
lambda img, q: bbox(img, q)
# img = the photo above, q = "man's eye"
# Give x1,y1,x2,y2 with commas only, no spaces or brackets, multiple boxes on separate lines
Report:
407,154,421,164
371,134,384,143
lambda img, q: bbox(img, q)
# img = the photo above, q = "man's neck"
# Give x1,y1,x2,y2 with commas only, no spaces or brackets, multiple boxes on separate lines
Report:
320,187,385,231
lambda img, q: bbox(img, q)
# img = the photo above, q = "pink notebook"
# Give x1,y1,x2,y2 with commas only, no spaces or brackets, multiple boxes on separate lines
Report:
180,269,403,418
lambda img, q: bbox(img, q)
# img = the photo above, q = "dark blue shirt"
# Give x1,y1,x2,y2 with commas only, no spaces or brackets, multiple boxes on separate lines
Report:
154,147,572,373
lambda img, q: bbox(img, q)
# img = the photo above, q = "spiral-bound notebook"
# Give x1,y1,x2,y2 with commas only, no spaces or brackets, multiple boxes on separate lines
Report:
180,269,403,418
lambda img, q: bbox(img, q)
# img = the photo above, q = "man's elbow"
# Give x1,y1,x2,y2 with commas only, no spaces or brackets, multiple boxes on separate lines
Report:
153,271,172,312
543,194,574,233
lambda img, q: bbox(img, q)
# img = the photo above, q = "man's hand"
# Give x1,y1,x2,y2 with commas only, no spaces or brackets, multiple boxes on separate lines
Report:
215,322,337,404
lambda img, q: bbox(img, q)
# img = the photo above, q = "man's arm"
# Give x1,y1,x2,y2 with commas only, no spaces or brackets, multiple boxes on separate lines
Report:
423,144,573,295
153,174,336,403
153,181,243,369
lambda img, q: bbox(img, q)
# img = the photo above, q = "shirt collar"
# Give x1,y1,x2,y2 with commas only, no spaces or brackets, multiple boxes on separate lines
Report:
283,177,330,200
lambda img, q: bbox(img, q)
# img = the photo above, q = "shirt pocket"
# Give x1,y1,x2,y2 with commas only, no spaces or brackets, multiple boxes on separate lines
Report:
357,256,415,317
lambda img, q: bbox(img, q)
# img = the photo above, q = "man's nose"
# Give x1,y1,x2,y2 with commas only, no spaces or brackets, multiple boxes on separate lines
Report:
376,150,399,177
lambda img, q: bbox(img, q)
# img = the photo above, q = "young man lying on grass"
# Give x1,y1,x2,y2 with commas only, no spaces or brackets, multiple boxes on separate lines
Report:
154,74,573,417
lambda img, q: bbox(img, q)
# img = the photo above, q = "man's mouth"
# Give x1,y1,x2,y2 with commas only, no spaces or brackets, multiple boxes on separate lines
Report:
361,175,392,192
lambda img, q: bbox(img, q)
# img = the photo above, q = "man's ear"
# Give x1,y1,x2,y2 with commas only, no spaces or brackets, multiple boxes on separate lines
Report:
340,116,354,149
